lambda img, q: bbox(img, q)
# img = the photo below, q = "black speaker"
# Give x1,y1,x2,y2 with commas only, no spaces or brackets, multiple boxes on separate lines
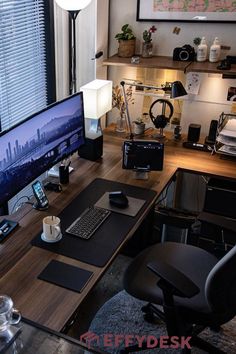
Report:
78,135,103,161
205,120,218,145
187,124,201,143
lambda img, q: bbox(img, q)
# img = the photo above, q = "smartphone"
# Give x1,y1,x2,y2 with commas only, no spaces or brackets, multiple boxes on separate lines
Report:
32,180,49,209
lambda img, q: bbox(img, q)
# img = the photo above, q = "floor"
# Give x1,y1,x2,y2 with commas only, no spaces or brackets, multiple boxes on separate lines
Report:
67,253,132,338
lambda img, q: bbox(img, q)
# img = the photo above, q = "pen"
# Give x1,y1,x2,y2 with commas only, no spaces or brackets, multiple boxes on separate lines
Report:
65,161,71,169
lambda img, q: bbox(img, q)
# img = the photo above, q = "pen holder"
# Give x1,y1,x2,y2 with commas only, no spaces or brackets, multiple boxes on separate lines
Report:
59,165,69,184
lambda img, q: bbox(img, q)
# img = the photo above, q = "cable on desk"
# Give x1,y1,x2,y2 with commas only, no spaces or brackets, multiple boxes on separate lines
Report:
11,195,34,214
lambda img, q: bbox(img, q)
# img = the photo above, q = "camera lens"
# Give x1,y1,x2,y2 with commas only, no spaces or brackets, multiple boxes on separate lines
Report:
179,50,189,61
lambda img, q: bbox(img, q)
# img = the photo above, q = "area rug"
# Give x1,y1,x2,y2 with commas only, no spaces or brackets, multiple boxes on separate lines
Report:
89,290,236,353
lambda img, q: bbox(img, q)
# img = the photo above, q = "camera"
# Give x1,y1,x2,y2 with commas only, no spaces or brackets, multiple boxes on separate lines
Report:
173,44,195,61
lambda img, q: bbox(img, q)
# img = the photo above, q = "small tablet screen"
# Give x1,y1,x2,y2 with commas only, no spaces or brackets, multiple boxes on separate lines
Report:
122,140,164,171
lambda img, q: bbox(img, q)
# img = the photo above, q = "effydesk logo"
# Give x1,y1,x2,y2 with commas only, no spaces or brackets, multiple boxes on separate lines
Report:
80,331,191,350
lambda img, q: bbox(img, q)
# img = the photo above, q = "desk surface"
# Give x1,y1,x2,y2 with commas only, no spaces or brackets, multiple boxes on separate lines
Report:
1,127,236,331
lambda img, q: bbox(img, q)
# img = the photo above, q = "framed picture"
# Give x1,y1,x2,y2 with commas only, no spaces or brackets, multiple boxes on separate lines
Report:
137,0,236,23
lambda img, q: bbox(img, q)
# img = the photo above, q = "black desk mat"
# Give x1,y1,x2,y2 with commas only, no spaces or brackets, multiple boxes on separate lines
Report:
38,260,93,293
32,178,157,267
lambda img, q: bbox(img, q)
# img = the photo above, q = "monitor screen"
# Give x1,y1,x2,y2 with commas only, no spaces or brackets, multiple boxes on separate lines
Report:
122,140,164,171
0,92,85,207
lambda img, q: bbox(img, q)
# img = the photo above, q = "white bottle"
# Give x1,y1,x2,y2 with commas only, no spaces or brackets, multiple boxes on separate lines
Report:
197,37,207,62
209,37,221,63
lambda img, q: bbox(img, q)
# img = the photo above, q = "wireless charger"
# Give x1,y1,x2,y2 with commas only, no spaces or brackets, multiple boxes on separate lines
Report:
33,202,49,211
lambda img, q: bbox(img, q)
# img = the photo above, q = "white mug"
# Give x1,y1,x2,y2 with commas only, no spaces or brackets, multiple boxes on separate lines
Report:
42,216,61,242
0,295,21,332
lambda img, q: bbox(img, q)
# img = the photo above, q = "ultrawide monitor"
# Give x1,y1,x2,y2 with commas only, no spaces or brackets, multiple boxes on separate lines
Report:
0,92,85,207
122,140,164,171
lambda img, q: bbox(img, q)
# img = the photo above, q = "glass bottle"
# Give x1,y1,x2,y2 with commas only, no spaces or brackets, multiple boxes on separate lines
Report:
116,111,126,132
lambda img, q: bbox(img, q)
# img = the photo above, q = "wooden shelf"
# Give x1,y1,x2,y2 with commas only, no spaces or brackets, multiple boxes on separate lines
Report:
103,54,236,76
185,60,236,75
103,54,188,71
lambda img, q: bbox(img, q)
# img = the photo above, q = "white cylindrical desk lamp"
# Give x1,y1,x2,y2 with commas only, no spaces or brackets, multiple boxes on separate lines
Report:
78,79,112,160
81,79,112,118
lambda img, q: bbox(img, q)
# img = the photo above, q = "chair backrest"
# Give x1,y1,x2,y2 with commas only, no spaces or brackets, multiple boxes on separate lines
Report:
205,245,236,318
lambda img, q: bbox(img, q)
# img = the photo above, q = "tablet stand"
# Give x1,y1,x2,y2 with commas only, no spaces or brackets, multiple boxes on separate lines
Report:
133,169,149,180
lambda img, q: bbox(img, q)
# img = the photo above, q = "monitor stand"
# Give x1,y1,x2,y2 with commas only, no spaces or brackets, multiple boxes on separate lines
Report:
48,163,73,178
133,169,149,180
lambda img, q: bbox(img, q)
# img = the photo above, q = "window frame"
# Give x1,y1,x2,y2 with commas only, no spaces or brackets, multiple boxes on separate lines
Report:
44,0,56,105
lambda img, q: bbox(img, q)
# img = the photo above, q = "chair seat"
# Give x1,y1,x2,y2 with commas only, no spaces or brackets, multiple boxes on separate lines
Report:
124,242,219,324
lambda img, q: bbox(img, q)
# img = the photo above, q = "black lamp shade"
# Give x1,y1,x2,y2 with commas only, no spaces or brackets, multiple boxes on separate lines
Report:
171,81,187,98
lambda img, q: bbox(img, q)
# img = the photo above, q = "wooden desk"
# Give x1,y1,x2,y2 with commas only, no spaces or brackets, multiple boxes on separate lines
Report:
1,128,236,331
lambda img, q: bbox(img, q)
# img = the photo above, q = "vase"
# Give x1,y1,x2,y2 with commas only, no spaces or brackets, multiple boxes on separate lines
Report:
116,111,126,132
142,42,153,58
134,122,145,135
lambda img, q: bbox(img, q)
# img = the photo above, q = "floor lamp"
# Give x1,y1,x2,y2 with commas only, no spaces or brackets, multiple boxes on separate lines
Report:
55,0,92,94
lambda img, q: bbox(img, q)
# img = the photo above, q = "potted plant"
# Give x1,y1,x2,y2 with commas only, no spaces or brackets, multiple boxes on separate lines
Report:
142,25,157,58
133,117,146,135
112,85,134,132
115,24,136,58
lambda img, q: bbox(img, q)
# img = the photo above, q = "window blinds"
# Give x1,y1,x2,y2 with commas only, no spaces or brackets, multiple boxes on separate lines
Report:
0,0,48,131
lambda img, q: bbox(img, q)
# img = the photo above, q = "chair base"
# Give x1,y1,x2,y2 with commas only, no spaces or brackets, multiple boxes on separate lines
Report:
142,303,165,323
191,335,225,354
120,303,226,354
120,335,226,354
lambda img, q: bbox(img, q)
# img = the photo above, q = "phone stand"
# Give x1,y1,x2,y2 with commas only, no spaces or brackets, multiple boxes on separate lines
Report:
33,202,49,211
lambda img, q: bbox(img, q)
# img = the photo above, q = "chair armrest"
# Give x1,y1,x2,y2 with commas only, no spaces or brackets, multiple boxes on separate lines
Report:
147,261,199,298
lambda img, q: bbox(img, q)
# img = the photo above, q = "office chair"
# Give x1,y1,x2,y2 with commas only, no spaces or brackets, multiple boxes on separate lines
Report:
123,241,236,353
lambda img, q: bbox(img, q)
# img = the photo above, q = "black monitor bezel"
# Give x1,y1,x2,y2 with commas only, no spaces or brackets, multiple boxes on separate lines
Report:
0,92,85,207
122,140,164,172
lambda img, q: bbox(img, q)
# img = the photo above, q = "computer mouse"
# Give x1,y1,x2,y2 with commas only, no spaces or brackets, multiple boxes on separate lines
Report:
109,191,129,209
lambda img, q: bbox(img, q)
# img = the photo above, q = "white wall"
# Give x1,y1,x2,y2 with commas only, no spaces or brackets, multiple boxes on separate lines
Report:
108,0,236,135
109,0,236,57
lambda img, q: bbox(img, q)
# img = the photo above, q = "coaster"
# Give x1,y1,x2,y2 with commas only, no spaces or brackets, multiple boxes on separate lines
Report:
41,233,62,243
95,192,146,217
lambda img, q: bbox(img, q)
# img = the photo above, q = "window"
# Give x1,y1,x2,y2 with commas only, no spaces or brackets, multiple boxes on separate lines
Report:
0,0,55,214
0,0,55,131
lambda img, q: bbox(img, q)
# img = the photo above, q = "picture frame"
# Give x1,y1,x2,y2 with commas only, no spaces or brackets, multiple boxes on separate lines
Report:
136,0,236,23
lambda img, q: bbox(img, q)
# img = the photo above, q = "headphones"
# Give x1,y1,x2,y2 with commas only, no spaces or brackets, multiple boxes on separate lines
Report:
149,99,174,130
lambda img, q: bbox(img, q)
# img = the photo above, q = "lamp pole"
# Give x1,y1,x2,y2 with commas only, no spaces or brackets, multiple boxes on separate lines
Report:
55,0,92,95
69,11,79,95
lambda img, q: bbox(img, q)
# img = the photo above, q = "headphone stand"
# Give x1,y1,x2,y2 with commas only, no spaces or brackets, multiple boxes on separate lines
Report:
152,128,165,139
